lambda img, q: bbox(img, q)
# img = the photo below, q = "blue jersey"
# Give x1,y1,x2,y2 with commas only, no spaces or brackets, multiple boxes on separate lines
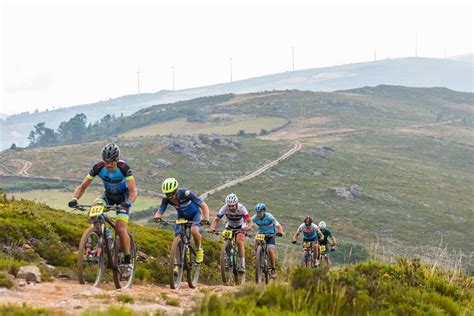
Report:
159,188,203,218
251,212,280,234
87,160,134,194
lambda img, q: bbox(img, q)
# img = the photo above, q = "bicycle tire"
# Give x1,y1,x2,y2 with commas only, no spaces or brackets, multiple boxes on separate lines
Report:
169,236,184,289
113,232,137,289
220,240,233,285
77,226,104,287
186,241,200,288
255,245,265,285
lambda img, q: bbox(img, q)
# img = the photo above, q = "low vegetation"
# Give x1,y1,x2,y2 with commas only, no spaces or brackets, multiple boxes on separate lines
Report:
197,258,474,315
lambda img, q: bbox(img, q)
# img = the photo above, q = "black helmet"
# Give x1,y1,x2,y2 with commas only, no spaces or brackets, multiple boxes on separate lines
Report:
102,143,120,161
304,215,313,226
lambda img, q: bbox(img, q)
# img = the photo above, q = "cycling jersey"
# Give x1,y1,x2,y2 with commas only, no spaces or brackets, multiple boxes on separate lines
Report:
251,212,280,234
297,223,321,241
159,188,203,218
87,160,134,195
217,203,251,228
320,228,334,245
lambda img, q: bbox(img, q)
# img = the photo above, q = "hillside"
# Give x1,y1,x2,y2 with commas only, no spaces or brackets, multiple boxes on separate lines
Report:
1,56,472,149
0,196,472,315
0,86,473,273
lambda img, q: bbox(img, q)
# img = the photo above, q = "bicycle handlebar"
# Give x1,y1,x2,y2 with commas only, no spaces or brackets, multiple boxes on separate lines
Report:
72,204,122,212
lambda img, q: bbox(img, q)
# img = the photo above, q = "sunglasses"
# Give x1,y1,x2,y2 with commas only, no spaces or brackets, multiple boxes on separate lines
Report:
165,192,176,198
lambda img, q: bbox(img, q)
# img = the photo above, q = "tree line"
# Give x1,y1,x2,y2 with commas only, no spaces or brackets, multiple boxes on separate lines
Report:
27,113,123,147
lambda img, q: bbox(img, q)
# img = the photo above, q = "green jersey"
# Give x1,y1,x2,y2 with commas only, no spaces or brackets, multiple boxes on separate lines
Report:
321,228,334,244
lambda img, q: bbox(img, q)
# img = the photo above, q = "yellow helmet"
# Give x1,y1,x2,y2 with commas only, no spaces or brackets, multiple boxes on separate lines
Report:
162,177,179,194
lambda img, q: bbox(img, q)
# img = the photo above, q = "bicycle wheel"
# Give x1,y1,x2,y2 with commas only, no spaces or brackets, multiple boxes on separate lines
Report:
169,236,184,289
302,251,312,268
77,226,104,287
263,252,270,284
321,253,330,268
186,241,200,288
220,240,233,285
255,245,265,285
113,232,137,289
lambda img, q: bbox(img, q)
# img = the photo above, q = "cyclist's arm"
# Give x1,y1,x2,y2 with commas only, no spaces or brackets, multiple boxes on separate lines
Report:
330,236,337,246
275,223,283,234
199,201,210,221
126,178,138,203
244,215,253,230
209,217,220,231
292,230,300,241
154,198,169,219
317,228,324,240
72,176,93,200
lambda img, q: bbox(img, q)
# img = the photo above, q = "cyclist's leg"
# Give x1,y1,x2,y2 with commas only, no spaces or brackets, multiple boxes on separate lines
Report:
266,237,277,269
109,193,131,262
188,211,202,248
235,231,246,271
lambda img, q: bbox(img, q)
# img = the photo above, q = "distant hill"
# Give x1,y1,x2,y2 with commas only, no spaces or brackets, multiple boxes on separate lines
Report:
1,56,472,149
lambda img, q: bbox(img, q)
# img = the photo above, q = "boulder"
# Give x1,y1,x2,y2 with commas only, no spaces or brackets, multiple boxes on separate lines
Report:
155,158,173,167
16,265,41,283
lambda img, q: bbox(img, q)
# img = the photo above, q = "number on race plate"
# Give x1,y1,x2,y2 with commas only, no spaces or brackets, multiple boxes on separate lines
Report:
255,234,265,241
175,219,188,224
303,242,312,248
88,205,104,217
319,245,326,252
221,230,233,239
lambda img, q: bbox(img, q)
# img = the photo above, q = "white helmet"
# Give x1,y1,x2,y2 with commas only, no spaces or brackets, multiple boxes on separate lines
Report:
319,221,326,229
225,193,239,206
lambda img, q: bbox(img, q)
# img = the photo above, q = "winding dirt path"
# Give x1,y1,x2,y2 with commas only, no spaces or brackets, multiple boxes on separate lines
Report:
200,141,302,199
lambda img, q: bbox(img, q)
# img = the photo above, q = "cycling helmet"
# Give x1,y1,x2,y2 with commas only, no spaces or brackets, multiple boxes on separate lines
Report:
319,221,326,229
254,202,266,212
101,143,120,161
304,215,313,226
225,193,239,206
162,178,179,194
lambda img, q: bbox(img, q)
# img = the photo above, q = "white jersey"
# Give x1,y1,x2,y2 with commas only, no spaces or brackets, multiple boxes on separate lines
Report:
297,223,321,240
217,203,250,228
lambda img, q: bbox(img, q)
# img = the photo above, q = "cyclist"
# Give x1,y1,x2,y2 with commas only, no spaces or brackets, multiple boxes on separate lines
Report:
153,178,210,263
68,143,137,276
251,202,283,278
291,215,324,267
318,221,337,252
208,193,253,273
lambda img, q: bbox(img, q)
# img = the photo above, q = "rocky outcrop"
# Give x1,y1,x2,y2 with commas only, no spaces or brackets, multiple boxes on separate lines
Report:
16,265,41,283
329,185,363,199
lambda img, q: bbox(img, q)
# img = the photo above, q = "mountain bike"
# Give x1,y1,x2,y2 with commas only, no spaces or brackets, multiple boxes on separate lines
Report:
156,219,200,289
74,204,137,289
254,233,280,285
212,228,248,285
294,241,316,268
319,244,335,267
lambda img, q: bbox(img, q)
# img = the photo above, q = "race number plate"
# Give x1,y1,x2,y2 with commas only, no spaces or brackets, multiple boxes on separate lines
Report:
319,245,326,252
255,234,265,241
176,219,188,224
221,230,233,239
88,205,104,217
303,242,312,248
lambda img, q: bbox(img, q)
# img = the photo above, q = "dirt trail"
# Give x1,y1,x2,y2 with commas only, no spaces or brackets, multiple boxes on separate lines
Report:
0,279,234,315
200,141,302,199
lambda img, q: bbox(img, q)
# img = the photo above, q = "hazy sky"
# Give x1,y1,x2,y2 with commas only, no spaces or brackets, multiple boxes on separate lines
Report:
1,0,472,115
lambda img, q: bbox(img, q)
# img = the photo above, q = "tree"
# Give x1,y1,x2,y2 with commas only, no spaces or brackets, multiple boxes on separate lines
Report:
28,122,58,147
57,113,88,143
9,143,17,150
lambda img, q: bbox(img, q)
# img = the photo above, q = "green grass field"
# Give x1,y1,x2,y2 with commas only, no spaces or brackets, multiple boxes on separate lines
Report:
120,116,288,138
